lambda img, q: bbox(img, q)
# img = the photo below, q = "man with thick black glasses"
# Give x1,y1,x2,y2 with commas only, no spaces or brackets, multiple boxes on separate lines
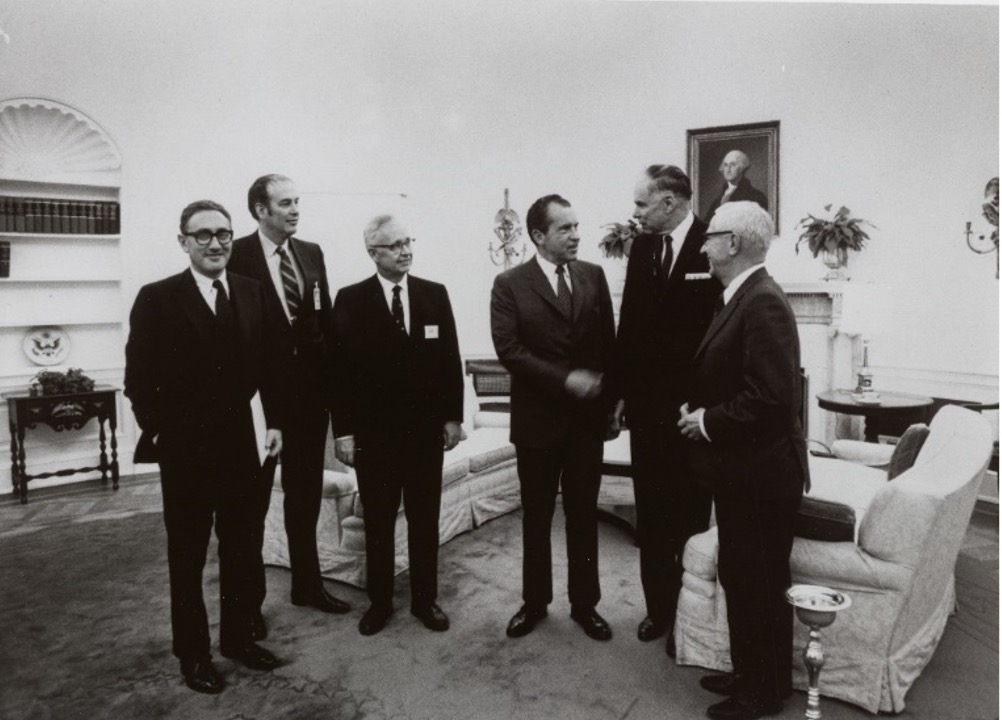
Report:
125,200,284,693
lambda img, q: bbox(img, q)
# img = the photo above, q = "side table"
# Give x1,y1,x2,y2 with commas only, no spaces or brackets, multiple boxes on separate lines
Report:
3,385,120,503
816,389,934,443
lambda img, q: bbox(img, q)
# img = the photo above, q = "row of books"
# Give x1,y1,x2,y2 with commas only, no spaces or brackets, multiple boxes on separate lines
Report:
0,196,121,235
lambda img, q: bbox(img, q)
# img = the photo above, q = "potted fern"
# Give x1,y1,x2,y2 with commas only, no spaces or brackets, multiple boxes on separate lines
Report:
795,204,874,280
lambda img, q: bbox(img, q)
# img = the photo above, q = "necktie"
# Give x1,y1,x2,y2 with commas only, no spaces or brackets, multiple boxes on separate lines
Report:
720,185,735,205
712,293,725,319
276,246,301,320
391,284,406,333
213,279,235,329
662,234,674,277
555,265,573,318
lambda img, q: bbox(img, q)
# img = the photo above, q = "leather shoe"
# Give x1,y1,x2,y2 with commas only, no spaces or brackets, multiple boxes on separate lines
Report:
570,606,612,641
359,606,393,636
220,641,280,671
411,603,450,632
707,696,783,720
291,586,352,614
180,657,224,694
249,610,267,642
701,673,792,700
506,605,547,638
665,631,676,658
637,616,667,642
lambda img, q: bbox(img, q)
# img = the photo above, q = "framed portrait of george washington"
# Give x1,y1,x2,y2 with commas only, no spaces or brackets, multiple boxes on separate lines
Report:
687,120,780,230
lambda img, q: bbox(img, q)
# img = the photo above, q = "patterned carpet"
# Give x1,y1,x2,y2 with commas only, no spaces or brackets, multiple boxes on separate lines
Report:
0,477,997,719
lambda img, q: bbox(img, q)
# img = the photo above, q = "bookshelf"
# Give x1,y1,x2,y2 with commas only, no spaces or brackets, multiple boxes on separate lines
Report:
0,97,125,495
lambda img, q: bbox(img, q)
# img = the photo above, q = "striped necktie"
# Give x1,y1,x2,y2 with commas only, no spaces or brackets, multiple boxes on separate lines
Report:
555,265,573,318
276,246,301,320
391,284,406,333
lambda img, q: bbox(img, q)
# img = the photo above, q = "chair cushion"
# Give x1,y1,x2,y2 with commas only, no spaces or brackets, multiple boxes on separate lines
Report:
795,497,856,542
830,439,894,468
887,423,931,480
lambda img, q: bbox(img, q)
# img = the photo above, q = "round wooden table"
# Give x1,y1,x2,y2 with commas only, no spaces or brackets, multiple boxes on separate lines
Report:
816,389,935,442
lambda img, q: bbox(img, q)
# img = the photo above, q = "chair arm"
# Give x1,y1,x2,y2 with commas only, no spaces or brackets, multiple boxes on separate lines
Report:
830,440,894,468
791,539,915,594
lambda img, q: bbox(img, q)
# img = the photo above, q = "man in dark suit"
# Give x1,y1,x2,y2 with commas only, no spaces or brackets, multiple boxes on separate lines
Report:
124,200,284,694
228,174,350,634
610,165,721,654
704,150,768,222
491,194,618,642
330,215,463,636
679,201,809,720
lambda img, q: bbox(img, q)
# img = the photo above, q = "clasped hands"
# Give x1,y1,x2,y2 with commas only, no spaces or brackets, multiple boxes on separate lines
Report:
334,421,465,468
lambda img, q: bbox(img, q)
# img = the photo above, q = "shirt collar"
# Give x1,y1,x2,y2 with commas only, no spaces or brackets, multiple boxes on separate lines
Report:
258,227,289,253
190,267,228,293
723,263,766,304
535,253,564,278
376,272,408,295
667,210,695,245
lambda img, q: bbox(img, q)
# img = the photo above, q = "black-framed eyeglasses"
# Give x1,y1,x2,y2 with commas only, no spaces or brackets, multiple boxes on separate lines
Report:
370,238,416,253
186,229,234,246
702,230,733,243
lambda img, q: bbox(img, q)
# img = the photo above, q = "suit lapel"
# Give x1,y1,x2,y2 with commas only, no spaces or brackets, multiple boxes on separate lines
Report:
526,258,566,318
228,275,254,346
288,238,314,313
248,232,292,330
568,261,590,324
667,222,706,285
175,271,216,342
694,268,768,360
365,275,404,335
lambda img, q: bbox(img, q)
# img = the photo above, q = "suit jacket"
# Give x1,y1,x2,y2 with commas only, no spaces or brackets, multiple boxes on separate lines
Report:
686,268,809,500
228,232,333,406
491,257,616,449
705,176,768,222
124,270,282,466
611,217,722,421
330,274,463,441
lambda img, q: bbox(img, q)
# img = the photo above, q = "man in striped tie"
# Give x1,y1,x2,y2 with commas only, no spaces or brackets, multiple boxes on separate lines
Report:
230,175,351,639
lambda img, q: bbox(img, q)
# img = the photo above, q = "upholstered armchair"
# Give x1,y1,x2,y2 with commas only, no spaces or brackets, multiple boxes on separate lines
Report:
675,405,994,713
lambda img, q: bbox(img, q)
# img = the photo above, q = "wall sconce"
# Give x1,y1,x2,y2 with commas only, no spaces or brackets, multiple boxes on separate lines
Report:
490,188,525,269
964,177,999,279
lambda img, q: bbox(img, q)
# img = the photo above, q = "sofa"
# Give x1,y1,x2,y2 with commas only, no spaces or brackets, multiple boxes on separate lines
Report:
263,425,520,588
674,405,994,713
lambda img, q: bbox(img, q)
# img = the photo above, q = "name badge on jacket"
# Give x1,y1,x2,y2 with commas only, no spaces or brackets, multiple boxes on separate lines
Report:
685,272,712,281
424,325,439,339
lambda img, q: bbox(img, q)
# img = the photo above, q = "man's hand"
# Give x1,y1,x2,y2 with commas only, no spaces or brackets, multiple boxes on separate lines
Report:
443,421,463,451
611,398,626,431
335,435,356,467
565,369,603,401
264,429,283,457
678,403,707,442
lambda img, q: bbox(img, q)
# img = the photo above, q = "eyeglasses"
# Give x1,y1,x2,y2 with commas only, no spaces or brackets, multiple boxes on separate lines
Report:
702,230,733,243
185,229,234,246
370,238,416,253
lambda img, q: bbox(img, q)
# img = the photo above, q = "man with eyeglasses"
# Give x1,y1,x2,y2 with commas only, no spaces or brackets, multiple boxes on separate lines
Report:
229,175,350,639
608,165,721,656
124,200,284,694
679,201,808,719
330,214,463,636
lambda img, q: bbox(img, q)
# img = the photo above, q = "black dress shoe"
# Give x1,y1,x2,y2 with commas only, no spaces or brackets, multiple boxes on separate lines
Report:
180,657,224,694
665,630,676,658
220,641,280,671
701,673,792,700
249,610,267,642
637,616,667,642
506,605,547,638
570,606,612,641
291,586,352,614
410,603,450,632
359,606,393,636
707,696,783,720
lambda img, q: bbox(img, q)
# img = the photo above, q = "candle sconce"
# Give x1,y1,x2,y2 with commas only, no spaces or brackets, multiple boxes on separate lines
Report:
490,188,525,270
964,177,999,279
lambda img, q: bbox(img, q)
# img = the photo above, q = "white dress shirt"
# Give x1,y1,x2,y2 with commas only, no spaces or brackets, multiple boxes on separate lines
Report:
534,254,572,296
258,229,303,323
376,272,410,334
190,268,229,313
664,211,695,277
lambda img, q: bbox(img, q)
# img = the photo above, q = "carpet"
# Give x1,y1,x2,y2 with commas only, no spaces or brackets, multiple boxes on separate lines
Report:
0,499,997,719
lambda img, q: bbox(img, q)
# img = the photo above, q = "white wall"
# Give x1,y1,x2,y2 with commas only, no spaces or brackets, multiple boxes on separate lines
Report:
0,0,997,465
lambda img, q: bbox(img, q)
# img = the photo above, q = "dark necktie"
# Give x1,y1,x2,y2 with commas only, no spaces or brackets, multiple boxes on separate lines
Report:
712,293,725,319
276,246,301,320
213,279,235,329
555,265,573,318
391,284,406,333
662,234,674,277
